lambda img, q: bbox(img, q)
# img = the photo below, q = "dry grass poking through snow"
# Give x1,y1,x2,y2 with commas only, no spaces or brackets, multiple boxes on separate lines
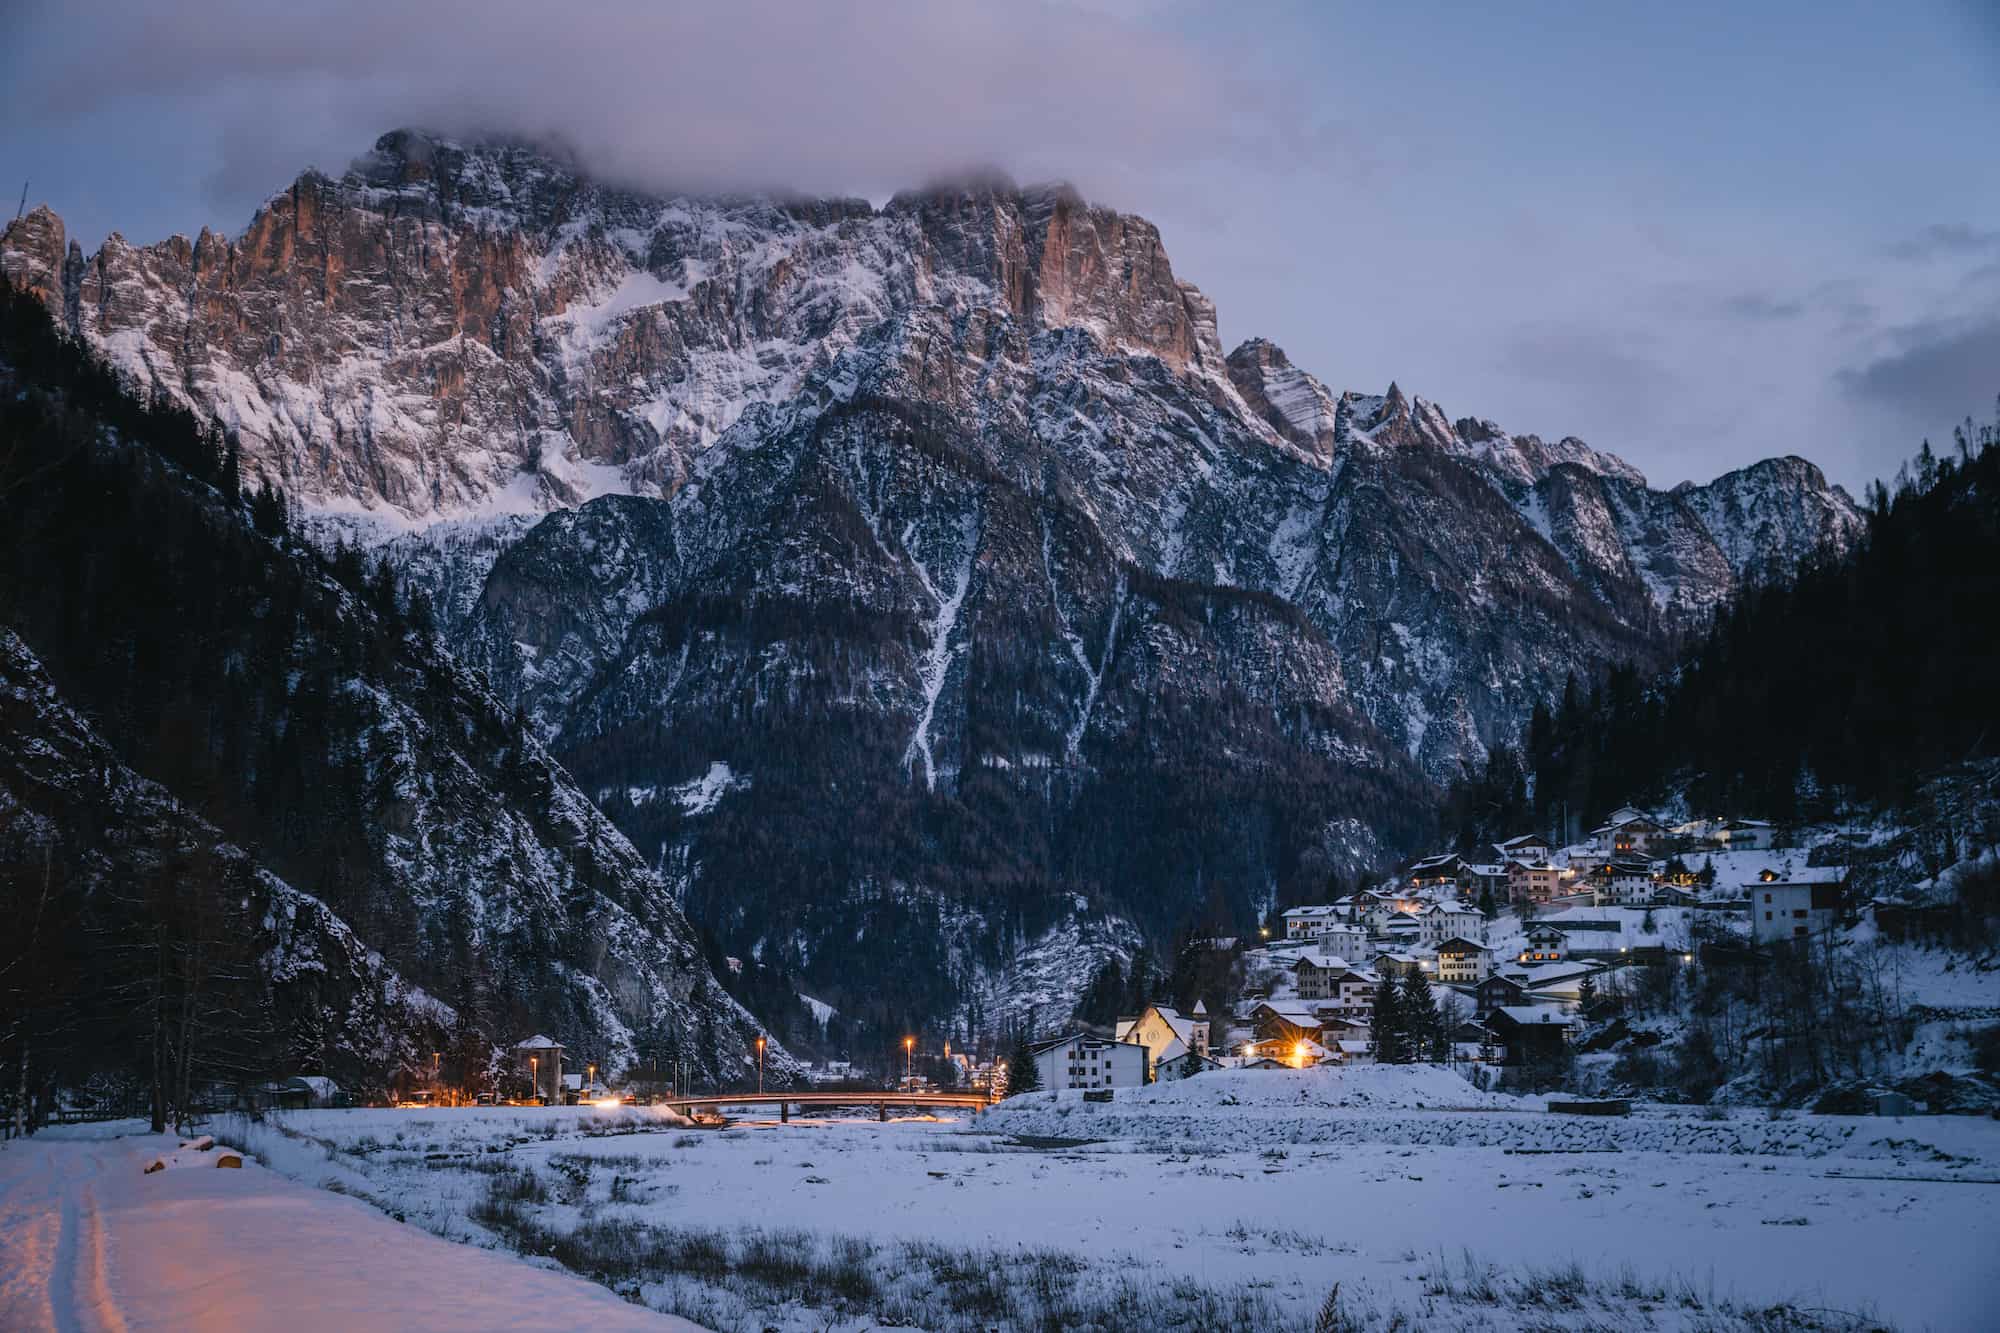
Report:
461,1156,1893,1333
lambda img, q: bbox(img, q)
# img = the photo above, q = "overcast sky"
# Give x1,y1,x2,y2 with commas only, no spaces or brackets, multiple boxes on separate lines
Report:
4,0,1995,491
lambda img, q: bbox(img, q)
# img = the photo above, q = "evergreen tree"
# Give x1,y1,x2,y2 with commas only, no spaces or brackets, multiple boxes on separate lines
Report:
1369,969,1404,1064
1399,967,1443,1063
1004,1034,1040,1097
1578,972,1598,1017
1478,885,1497,920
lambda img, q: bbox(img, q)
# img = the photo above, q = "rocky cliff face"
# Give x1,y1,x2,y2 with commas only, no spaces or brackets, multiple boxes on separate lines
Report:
2,130,1864,1043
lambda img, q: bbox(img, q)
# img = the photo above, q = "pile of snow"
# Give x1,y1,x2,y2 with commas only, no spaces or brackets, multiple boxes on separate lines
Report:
1087,1064,1524,1112
141,1135,250,1173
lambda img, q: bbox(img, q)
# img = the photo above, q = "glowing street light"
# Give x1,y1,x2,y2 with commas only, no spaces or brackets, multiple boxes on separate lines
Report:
755,1036,766,1094
530,1055,538,1104
904,1035,915,1083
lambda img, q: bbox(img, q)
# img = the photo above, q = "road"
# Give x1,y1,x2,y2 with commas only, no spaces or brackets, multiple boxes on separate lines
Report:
0,1127,706,1332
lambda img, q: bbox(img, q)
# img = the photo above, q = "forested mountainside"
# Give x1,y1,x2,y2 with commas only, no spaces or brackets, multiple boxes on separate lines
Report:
0,281,785,1092
1529,413,2000,826
1,624,457,1114
0,131,1868,1051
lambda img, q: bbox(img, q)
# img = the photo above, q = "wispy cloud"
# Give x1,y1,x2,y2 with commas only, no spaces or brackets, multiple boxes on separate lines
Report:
4,0,1273,206
1883,223,2000,263
1839,314,2000,423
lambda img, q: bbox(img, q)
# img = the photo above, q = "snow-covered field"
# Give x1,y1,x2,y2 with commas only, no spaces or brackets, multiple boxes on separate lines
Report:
186,1072,2000,1331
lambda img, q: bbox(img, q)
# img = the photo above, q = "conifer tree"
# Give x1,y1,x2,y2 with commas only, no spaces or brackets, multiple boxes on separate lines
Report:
1005,1034,1040,1096
1399,967,1443,1063
1369,969,1404,1064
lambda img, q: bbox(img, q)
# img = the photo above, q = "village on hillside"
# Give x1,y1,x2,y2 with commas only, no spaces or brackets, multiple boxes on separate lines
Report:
1026,806,1871,1096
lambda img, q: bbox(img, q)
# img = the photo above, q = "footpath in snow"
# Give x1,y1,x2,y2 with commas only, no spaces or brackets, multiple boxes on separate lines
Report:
0,1123,704,1333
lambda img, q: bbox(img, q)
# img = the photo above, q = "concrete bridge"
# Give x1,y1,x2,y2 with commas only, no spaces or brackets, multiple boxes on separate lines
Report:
664,1090,994,1122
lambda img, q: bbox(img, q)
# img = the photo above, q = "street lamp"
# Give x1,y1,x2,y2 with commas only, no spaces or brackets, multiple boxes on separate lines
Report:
755,1036,766,1094
530,1055,538,1104
904,1035,914,1084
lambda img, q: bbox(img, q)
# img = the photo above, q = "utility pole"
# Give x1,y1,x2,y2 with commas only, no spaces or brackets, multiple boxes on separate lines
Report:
14,180,26,221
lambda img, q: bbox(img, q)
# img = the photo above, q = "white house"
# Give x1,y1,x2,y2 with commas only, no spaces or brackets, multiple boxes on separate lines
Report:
1114,1002,1210,1072
1031,1034,1147,1092
1436,937,1494,984
1282,905,1342,939
1750,876,1844,945
1310,922,1371,959
1716,818,1775,851
1154,1049,1224,1081
1518,924,1569,964
1417,901,1485,946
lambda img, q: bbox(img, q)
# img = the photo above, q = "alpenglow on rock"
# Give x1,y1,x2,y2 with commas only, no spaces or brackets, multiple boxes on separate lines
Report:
1,130,1864,1039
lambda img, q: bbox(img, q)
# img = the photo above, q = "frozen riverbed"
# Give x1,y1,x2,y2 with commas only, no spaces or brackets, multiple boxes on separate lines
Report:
212,1075,2000,1331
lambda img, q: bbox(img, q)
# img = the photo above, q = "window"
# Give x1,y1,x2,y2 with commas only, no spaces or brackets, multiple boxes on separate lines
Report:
1764,911,1773,921
1763,893,1772,904
1792,909,1807,919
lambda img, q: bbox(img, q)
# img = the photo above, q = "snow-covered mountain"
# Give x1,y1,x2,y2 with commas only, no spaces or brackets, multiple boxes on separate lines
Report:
1,130,1864,1042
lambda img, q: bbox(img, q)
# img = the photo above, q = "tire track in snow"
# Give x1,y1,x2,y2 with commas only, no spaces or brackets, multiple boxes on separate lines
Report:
74,1154,127,1333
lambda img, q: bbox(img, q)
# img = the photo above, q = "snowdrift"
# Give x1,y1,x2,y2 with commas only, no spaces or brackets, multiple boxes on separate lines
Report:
141,1136,252,1173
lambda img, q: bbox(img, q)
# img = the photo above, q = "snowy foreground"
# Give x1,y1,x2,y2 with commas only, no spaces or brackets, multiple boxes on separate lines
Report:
0,1117,703,1333
5,1071,1998,1331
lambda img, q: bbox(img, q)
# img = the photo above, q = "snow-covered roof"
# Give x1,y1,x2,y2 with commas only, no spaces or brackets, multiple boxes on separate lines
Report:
1496,1005,1574,1027
1031,1031,1138,1055
1745,867,1846,887
513,1034,563,1050
1464,863,1506,877
1437,937,1491,954
1254,1002,1324,1026
1289,950,1353,971
1282,904,1340,919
